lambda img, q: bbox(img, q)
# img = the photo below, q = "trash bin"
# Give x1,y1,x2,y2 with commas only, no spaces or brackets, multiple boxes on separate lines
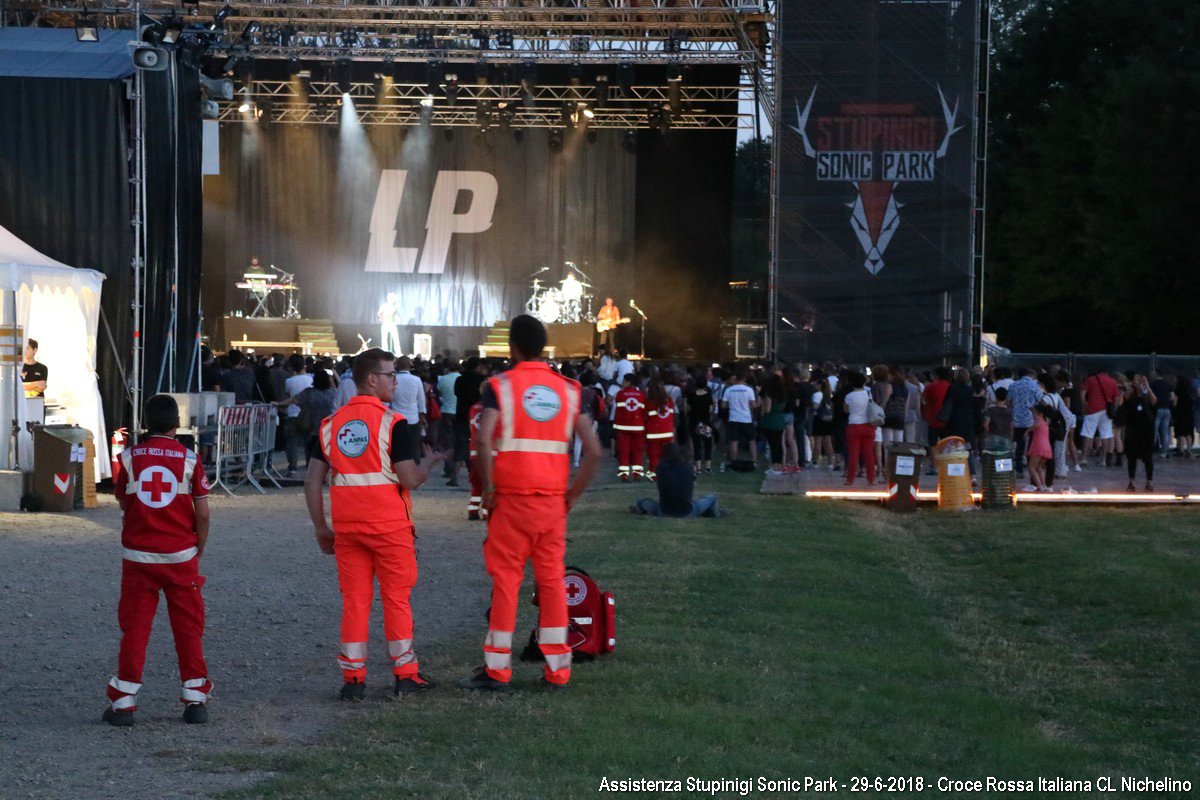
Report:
32,425,90,512
885,442,927,513
932,436,973,511
980,435,1016,510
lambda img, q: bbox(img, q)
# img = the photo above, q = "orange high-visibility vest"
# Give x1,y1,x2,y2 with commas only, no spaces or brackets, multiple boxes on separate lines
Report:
319,395,413,535
490,362,580,495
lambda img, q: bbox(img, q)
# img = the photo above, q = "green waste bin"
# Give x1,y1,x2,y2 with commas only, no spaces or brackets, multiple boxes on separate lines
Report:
981,435,1016,510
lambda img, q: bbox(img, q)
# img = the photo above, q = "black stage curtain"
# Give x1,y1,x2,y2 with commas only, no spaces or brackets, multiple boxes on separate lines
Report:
0,77,133,430
633,130,736,358
144,56,205,393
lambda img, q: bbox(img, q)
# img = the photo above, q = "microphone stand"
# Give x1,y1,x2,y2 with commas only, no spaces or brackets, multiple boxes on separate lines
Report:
630,299,647,359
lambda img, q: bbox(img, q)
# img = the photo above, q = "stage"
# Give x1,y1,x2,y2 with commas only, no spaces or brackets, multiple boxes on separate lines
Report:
216,316,597,359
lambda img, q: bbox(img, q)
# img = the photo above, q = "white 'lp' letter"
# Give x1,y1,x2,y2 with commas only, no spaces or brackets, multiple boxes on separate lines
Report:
365,170,419,273
418,171,498,274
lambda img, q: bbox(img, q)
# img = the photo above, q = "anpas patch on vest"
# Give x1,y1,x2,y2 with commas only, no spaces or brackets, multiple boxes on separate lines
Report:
337,419,372,457
522,385,562,422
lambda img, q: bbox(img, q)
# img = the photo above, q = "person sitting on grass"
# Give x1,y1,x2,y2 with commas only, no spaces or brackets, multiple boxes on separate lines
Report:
630,443,725,518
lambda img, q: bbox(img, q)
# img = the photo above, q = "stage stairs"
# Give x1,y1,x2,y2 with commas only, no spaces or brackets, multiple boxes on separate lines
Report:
297,320,339,354
478,320,510,358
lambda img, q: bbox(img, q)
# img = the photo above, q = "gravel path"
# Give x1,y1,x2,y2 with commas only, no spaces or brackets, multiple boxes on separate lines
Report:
0,483,492,799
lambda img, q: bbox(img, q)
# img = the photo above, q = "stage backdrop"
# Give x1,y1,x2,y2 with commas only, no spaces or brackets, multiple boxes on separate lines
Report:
204,123,636,335
777,0,979,364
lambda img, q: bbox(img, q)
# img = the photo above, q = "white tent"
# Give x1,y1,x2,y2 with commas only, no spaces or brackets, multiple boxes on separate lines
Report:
0,224,108,479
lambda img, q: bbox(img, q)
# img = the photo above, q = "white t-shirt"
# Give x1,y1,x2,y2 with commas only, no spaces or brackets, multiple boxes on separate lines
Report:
723,383,756,424
845,388,871,424
615,359,635,384
606,383,620,421
333,370,356,410
827,374,840,394
284,373,313,419
986,377,1013,405
390,371,427,422
598,355,617,381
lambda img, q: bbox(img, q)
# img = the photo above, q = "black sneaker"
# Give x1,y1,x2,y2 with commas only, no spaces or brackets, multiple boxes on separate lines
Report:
101,707,136,727
457,666,512,692
339,682,366,702
446,478,460,487
467,510,480,521
393,673,435,696
538,676,568,691
182,703,208,724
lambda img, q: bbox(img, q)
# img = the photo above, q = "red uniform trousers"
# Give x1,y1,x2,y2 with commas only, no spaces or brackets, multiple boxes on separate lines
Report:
615,430,645,478
334,529,419,683
845,423,877,484
482,494,572,685
107,559,211,711
646,438,672,478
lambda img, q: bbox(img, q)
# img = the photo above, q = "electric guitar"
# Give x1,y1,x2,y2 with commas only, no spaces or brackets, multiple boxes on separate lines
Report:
596,316,631,333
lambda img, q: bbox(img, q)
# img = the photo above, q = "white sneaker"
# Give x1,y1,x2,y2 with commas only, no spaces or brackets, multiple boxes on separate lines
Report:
1021,485,1038,492
1074,465,1082,472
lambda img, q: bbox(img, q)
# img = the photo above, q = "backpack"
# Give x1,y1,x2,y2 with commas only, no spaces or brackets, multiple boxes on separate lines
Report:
521,567,616,662
1042,394,1067,441
884,382,908,428
817,395,834,423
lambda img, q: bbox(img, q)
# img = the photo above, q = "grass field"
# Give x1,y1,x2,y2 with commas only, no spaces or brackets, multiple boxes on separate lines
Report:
219,476,1200,798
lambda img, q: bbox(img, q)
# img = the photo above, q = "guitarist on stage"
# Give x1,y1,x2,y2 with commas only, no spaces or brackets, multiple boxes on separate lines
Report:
595,297,629,351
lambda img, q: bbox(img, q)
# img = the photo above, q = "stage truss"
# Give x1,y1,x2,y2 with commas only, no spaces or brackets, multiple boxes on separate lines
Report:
5,1,776,130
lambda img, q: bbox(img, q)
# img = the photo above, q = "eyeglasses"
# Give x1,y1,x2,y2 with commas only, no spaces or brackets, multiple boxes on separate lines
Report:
373,371,398,379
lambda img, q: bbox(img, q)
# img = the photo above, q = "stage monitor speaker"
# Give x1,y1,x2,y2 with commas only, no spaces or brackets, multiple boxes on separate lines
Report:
735,323,767,360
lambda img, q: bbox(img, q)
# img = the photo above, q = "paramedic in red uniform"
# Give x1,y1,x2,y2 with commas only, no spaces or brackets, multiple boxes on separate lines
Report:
304,348,447,701
613,372,647,481
104,394,212,726
643,377,677,481
459,315,602,690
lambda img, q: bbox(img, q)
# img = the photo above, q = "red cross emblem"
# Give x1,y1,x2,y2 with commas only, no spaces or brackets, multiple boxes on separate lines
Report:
136,466,178,509
564,575,587,606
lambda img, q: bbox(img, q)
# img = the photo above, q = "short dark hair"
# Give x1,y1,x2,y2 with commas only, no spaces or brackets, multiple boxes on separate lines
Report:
227,349,245,367
994,387,1008,402
27,339,38,351
144,394,180,434
287,354,305,374
352,348,394,386
313,369,333,391
509,314,547,359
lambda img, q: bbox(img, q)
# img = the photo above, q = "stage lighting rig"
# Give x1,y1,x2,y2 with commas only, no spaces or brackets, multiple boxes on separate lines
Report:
162,16,183,45
498,101,515,129
476,101,492,132
622,129,637,154
593,74,610,108
443,73,459,105
570,36,590,54
617,63,634,98
473,29,490,50
667,71,683,114
474,61,489,85
335,58,353,94
548,129,563,151
338,28,359,50
415,28,434,49
520,62,537,104
497,30,514,49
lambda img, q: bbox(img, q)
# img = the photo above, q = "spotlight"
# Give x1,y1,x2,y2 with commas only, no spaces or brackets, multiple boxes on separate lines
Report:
415,28,434,49
560,102,573,128
498,102,515,129
497,30,514,49
419,95,435,108
75,11,99,42
239,20,261,43
162,16,184,45
338,27,359,49
444,72,459,105
548,129,563,151
209,4,234,32
476,100,492,132
238,101,250,113
280,24,297,46
580,105,595,120
570,35,590,54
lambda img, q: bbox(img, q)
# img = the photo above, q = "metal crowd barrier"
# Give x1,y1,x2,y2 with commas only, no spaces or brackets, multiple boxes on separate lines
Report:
211,403,284,496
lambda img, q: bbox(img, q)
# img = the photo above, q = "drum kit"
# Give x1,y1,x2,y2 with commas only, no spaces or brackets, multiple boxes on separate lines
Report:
525,261,596,325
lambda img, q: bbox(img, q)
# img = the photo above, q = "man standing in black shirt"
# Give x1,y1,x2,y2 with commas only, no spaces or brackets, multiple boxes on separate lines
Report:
219,350,257,404
449,357,489,485
21,339,48,398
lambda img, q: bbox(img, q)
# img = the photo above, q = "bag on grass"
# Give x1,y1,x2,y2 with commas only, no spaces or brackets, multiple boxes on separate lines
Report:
520,566,616,662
